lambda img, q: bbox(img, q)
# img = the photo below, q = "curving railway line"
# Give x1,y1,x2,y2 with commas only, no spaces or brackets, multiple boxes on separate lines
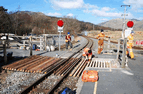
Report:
14,36,94,94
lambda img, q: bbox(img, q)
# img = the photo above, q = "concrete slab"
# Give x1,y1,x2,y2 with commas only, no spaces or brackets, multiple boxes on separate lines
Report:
0,49,67,58
0,36,86,58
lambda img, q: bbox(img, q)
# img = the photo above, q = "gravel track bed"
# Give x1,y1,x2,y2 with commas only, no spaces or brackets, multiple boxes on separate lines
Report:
29,74,78,94
0,71,44,94
37,74,61,90
56,76,78,92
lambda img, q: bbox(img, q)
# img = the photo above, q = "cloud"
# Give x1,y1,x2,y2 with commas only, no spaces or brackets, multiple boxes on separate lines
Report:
48,0,135,19
50,0,84,9
49,0,98,10
101,7,115,11
123,0,143,11
137,17,143,20
46,12,62,17
83,8,134,18
67,13,73,17
124,12,134,19
83,3,98,9
138,9,143,12
84,9,122,17
101,18,109,21
44,0,48,3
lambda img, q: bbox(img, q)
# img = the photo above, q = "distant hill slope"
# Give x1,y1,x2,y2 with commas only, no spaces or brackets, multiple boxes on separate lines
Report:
9,11,114,35
98,18,143,31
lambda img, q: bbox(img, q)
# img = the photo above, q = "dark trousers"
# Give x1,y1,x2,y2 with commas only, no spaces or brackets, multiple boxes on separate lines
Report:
66,41,72,49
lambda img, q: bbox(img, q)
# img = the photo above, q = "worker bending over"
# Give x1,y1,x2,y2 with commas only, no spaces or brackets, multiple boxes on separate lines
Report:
96,29,109,54
126,31,135,60
82,48,92,61
65,32,72,50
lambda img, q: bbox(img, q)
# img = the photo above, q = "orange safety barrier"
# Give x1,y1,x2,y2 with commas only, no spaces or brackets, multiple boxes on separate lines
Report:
82,70,98,82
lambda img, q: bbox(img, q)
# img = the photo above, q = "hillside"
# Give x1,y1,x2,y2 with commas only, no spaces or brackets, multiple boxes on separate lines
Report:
99,18,143,31
0,8,114,36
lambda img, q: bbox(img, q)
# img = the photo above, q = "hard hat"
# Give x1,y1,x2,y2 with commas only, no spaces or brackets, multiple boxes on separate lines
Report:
88,49,92,53
101,29,104,32
131,31,135,34
67,32,70,34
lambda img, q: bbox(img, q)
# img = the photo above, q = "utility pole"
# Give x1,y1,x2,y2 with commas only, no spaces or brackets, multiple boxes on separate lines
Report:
121,5,130,38
121,5,130,68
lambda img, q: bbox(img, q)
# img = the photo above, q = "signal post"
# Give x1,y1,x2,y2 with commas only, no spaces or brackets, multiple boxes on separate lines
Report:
57,19,64,51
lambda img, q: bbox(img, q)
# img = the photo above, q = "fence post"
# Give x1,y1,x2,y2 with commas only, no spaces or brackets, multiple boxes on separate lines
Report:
121,38,127,68
107,38,110,51
23,36,26,50
29,36,32,56
40,36,42,51
52,36,56,46
116,39,120,60
3,40,7,64
6,35,9,48
45,35,47,51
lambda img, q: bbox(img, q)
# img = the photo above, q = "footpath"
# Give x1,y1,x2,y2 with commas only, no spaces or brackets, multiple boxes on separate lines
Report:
77,54,143,94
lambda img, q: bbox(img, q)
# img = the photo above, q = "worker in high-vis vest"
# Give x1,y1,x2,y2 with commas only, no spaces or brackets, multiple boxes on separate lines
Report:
96,29,109,54
126,31,135,59
65,32,72,50
82,47,92,61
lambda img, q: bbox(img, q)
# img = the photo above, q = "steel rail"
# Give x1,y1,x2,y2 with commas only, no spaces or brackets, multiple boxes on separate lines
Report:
2,55,38,70
18,56,48,72
47,37,94,93
55,58,75,76
24,57,49,72
61,58,81,76
12,56,44,71
39,58,63,73
69,58,84,76
29,57,53,73
47,57,82,94
20,36,91,94
73,59,86,77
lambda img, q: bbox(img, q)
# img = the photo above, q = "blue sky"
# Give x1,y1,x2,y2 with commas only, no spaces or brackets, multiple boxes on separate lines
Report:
1,0,143,24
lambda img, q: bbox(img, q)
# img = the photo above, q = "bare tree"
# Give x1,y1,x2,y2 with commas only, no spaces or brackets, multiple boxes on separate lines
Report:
62,16,81,36
0,6,11,34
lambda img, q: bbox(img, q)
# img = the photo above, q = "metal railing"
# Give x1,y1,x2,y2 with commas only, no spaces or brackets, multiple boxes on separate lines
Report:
103,38,127,68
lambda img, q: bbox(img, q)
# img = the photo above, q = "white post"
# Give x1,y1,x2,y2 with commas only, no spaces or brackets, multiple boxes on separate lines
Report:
45,35,47,51
121,5,130,68
23,36,25,50
122,6,126,39
40,36,42,51
29,36,32,56
108,38,110,50
59,31,61,51
121,5,130,38
3,40,7,64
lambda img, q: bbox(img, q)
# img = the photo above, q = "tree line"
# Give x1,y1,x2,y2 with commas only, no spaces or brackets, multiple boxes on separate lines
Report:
0,6,119,36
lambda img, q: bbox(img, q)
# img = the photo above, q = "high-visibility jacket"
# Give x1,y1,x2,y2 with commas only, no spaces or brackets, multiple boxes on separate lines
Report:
65,35,71,42
97,33,108,46
126,34,134,58
127,34,134,48
82,48,92,56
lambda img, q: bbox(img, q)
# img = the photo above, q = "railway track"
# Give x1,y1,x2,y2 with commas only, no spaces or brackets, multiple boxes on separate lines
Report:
1,36,94,94
16,36,93,94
